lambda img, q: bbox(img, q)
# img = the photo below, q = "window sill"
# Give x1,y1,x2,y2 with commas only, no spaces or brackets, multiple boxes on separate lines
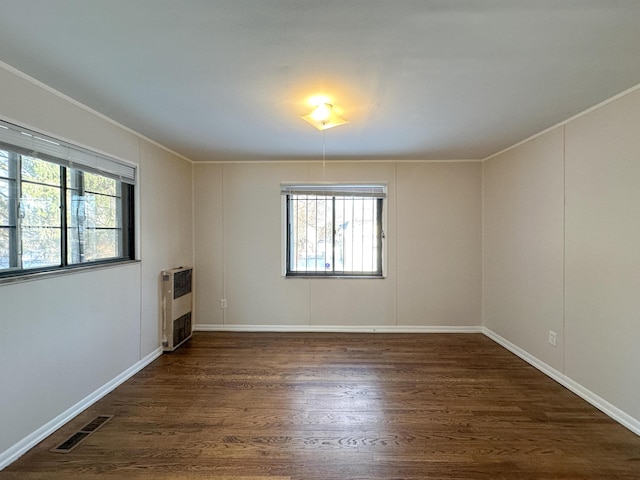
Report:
0,259,140,287
284,274,386,279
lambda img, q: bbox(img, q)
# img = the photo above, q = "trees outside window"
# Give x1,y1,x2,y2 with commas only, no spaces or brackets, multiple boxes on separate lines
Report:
0,147,133,276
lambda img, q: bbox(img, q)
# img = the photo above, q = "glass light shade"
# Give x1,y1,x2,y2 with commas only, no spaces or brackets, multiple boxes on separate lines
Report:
300,103,349,130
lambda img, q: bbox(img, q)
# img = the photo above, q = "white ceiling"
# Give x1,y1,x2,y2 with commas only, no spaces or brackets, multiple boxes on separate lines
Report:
1,0,640,162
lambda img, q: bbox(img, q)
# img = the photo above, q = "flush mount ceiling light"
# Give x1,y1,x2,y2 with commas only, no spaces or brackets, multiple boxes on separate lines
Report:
300,103,349,131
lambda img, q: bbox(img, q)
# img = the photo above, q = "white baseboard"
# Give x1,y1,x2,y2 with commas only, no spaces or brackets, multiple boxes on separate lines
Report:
195,324,484,334
483,327,640,436
0,347,163,471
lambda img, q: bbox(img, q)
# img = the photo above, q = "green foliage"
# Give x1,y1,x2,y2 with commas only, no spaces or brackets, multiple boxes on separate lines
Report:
83,171,117,196
1,152,124,269
22,156,61,186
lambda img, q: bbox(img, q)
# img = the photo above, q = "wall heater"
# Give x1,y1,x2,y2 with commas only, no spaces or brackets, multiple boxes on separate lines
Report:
161,266,193,352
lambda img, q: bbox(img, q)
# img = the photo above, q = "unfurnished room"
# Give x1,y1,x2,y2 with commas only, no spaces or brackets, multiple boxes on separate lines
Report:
0,1,639,479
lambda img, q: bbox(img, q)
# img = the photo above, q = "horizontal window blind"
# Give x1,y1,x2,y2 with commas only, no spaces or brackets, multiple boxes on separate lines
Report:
0,120,136,184
281,183,386,198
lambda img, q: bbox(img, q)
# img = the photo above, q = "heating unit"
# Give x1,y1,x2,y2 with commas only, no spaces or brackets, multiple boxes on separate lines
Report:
161,266,193,352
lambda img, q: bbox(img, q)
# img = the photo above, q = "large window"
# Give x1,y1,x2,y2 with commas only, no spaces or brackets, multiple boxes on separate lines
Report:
282,184,386,277
0,120,135,278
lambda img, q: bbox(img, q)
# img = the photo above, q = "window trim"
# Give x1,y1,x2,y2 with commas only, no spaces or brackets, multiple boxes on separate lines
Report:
0,258,140,286
281,182,387,279
0,120,137,280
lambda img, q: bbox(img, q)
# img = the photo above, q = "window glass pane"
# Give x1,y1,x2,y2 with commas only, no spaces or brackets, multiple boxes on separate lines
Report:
0,150,8,177
67,192,83,264
335,197,378,273
67,180,123,264
290,195,334,273
69,192,119,229
83,172,117,196
0,179,9,226
66,181,79,194
91,193,119,228
21,183,61,227
288,192,381,277
1,153,17,271
21,156,61,186
20,181,61,269
0,228,9,268
85,229,120,261
21,226,61,268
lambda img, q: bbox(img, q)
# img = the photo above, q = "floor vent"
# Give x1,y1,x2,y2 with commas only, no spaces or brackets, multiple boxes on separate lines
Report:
50,415,113,453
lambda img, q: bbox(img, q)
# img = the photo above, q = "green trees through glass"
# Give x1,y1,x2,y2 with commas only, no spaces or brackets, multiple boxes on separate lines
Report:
0,150,125,272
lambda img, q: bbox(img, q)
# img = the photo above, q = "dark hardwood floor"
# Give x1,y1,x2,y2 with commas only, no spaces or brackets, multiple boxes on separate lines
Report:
2,332,639,479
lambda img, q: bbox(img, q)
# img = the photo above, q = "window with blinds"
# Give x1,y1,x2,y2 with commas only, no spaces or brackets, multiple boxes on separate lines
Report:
282,183,386,277
0,120,136,278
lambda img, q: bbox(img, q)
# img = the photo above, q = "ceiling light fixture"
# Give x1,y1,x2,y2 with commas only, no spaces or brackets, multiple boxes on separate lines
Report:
300,103,349,131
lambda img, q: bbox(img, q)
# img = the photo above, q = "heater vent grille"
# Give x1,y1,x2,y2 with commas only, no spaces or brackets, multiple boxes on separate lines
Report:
173,312,192,347
162,266,193,352
173,269,192,299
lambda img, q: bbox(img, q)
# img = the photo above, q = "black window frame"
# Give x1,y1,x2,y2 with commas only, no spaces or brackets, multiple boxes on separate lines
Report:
0,121,136,280
282,184,386,278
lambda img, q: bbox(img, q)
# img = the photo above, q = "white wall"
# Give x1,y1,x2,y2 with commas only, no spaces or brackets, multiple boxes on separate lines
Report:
0,63,193,459
564,88,640,422
194,161,482,330
138,142,193,355
482,128,565,370
0,266,141,455
483,86,640,425
397,163,482,327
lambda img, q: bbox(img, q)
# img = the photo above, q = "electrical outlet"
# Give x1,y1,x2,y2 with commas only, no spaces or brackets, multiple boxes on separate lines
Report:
548,330,557,347
220,299,227,309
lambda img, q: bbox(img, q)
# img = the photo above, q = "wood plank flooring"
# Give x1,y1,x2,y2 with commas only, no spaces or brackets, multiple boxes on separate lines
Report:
2,332,639,479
